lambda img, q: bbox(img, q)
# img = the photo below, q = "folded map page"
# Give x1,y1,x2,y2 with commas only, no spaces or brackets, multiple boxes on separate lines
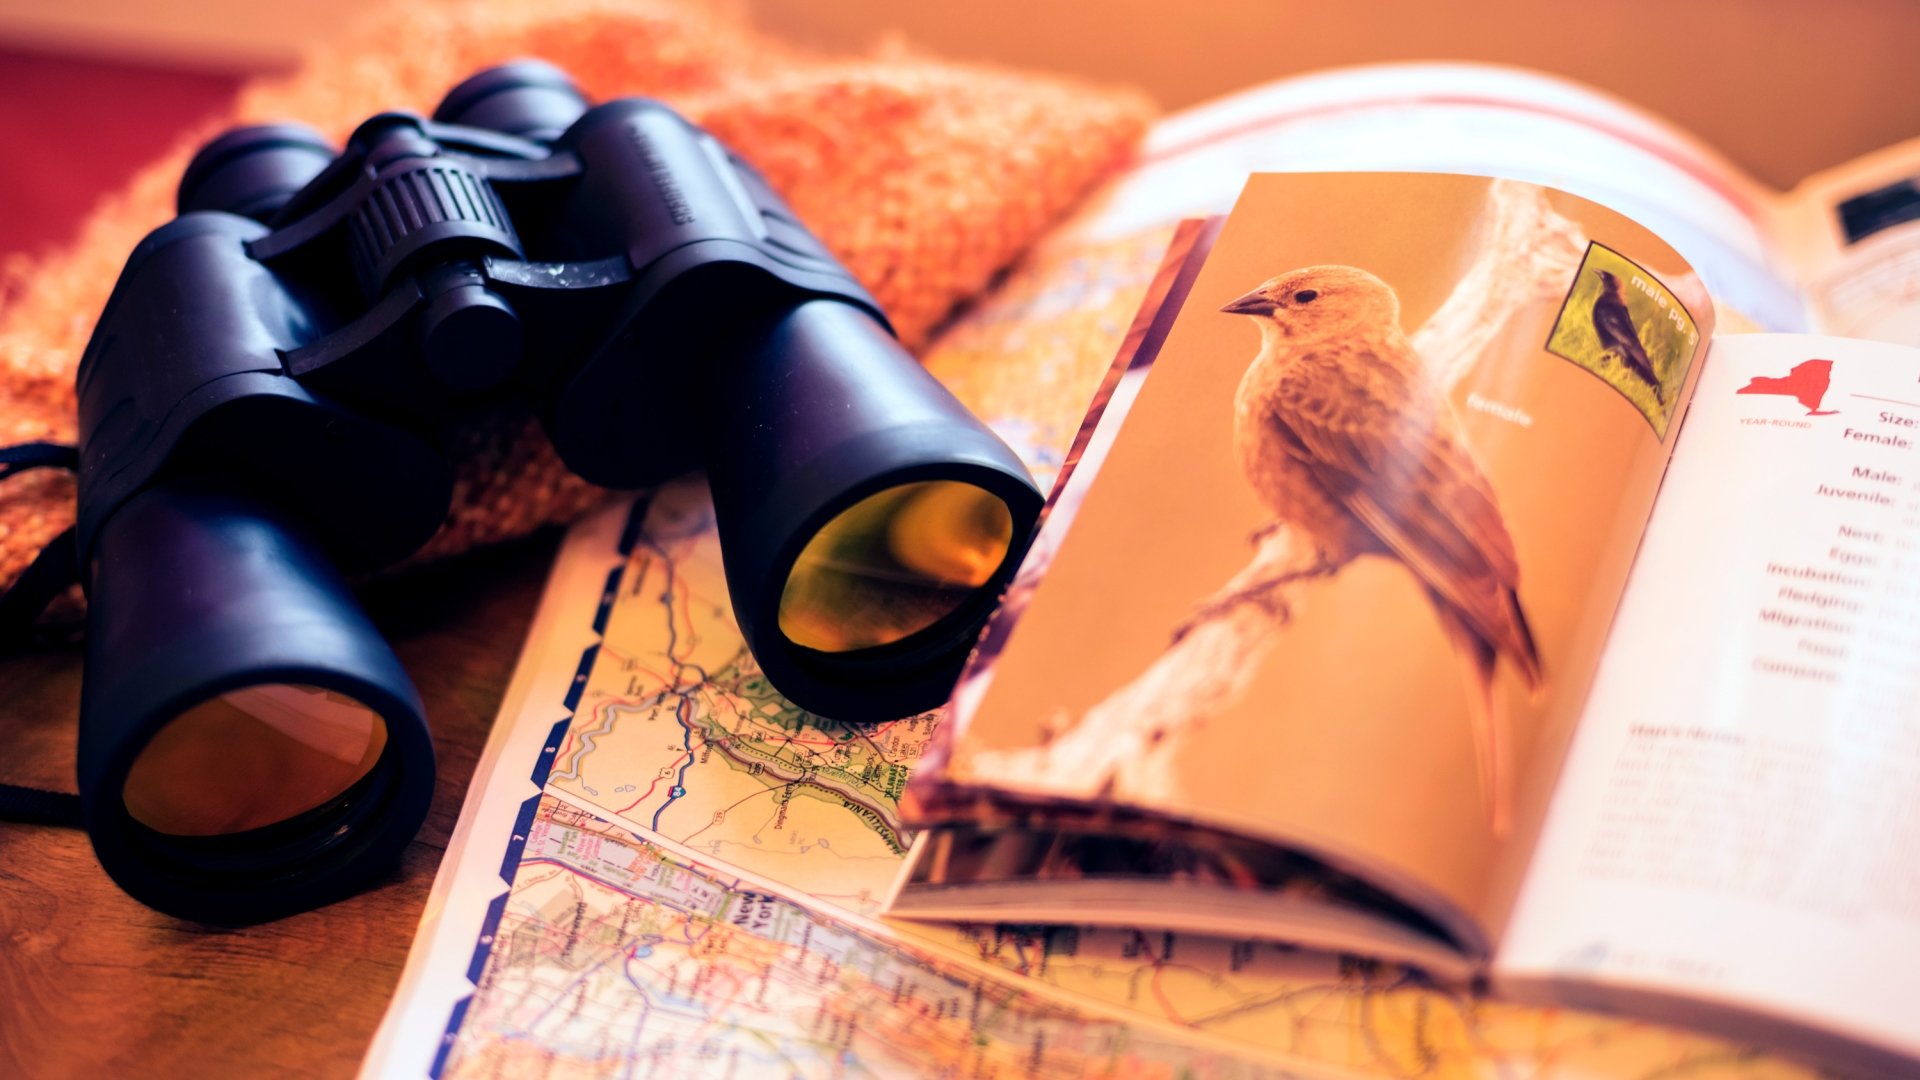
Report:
358,483,1323,1080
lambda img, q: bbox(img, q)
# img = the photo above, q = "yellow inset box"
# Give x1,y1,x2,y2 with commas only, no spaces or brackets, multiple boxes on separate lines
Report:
1545,241,1698,437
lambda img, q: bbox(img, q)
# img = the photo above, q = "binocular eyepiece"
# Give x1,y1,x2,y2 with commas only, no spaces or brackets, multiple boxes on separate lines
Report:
70,61,1041,922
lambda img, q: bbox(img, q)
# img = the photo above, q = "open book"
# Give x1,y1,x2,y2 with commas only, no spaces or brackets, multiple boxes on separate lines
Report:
366,63,1920,1080
894,171,1920,1078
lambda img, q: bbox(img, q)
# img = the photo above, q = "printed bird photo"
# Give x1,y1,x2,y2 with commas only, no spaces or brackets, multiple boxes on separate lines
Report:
956,173,1714,868
1545,242,1698,435
1219,265,1544,833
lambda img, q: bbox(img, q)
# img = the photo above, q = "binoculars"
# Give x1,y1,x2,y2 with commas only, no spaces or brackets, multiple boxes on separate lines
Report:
71,61,1040,922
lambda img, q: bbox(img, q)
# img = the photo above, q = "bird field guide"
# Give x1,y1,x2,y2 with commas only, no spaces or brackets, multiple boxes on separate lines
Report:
368,64,1920,1080
894,171,1920,1077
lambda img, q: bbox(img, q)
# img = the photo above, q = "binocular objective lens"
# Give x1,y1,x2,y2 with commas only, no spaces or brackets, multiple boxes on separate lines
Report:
120,684,389,837
779,480,1015,654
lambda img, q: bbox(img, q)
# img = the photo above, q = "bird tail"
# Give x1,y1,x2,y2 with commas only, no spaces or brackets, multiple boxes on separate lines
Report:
1431,599,1513,838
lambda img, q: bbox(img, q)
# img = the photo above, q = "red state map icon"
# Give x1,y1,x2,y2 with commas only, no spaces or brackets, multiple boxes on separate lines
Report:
1736,358,1837,415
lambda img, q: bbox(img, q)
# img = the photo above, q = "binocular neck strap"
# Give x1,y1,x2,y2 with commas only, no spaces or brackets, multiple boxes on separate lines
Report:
0,441,85,828
0,441,80,640
0,783,81,826
0,528,83,825
0,440,79,479
0,522,77,643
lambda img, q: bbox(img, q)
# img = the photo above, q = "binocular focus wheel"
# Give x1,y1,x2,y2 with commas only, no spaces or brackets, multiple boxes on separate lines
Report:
178,123,338,223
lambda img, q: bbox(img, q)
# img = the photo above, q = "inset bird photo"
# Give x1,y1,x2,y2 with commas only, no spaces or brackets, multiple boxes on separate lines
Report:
1545,242,1698,436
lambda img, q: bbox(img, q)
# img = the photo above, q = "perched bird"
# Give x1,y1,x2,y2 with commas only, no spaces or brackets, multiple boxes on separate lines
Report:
1589,269,1664,404
1220,266,1544,834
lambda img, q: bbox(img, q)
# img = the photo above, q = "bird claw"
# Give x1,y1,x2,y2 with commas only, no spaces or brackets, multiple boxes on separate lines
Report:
1248,519,1287,547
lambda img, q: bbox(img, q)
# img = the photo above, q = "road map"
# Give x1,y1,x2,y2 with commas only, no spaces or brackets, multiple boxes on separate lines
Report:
363,229,1819,1079
541,480,939,912
437,793,1303,1079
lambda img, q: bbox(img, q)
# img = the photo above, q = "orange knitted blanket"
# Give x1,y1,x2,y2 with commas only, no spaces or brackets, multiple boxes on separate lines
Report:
0,0,1150,602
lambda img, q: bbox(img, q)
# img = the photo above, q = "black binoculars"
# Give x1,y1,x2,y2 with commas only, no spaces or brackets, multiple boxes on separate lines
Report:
72,61,1040,922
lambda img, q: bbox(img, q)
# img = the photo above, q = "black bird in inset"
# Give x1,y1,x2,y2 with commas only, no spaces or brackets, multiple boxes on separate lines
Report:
1590,269,1663,405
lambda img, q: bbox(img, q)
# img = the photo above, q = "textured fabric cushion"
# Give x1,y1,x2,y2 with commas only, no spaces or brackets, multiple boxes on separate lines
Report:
0,0,1150,602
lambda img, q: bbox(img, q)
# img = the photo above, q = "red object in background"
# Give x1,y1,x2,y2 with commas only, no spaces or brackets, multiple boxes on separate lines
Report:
0,47,249,263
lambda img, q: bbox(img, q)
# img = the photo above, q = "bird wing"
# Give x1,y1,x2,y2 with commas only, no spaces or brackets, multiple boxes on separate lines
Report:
1264,343,1541,684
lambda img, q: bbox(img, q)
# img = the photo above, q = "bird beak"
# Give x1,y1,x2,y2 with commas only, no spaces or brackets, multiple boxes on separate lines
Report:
1221,289,1276,316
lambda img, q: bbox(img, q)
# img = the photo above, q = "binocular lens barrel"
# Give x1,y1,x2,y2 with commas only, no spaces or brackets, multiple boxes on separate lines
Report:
177,123,336,222
779,480,1015,653
707,300,1042,722
77,484,434,922
433,59,591,142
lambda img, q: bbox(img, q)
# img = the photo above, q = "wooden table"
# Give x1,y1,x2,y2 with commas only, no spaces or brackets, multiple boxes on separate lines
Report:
0,531,562,1078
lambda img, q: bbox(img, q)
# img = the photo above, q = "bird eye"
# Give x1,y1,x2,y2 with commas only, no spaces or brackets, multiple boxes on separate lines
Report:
1293,290,1318,304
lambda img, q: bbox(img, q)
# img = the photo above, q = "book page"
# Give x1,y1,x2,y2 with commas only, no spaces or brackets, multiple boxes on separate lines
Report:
1499,333,1920,1072
1056,63,1807,333
923,172,1715,958
1777,138,1920,346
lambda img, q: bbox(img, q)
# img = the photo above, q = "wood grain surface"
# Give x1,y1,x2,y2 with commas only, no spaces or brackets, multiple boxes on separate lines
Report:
0,531,562,1079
